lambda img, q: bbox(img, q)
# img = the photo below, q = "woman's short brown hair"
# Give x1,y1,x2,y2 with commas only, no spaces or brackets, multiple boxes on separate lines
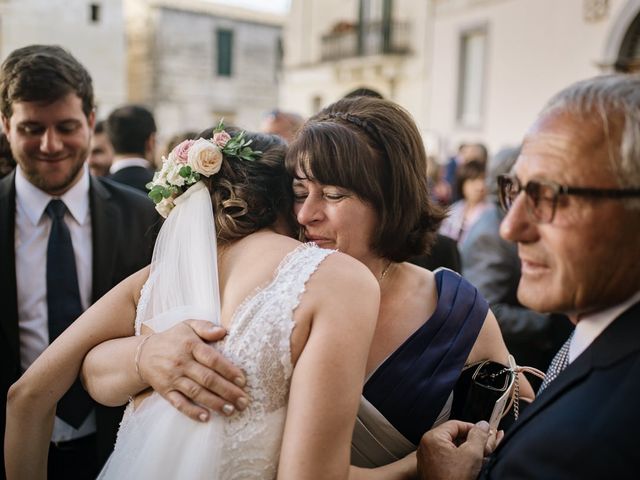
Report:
197,127,292,244
285,97,445,262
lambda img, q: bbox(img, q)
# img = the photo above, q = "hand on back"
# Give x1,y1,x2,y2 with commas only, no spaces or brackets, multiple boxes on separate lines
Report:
137,319,249,421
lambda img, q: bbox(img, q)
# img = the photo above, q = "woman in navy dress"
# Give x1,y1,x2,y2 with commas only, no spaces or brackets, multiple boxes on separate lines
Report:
286,96,534,477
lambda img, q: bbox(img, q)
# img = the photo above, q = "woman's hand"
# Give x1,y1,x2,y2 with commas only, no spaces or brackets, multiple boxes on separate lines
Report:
137,320,250,421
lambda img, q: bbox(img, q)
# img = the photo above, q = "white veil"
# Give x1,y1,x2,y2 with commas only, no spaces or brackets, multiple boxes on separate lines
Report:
139,181,221,329
99,181,225,479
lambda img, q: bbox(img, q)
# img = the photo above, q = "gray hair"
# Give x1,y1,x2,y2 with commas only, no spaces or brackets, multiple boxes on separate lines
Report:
486,145,521,201
539,73,640,208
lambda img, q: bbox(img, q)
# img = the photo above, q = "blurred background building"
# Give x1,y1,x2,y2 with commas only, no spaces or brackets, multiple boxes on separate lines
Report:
0,0,283,149
0,0,128,116
124,0,283,144
279,0,640,157
0,0,639,158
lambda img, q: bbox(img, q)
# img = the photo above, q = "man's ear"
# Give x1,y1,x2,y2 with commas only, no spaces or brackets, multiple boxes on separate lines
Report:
87,109,96,131
1,114,11,135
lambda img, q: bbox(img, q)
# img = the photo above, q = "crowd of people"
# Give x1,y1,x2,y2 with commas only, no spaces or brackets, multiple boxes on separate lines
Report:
1,43,639,480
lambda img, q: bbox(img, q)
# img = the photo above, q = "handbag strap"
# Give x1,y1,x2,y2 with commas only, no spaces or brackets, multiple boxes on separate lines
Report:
501,364,546,421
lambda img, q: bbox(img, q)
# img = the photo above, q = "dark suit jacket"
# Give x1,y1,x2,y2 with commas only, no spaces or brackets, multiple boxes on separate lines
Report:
481,300,640,479
0,171,159,476
108,165,155,193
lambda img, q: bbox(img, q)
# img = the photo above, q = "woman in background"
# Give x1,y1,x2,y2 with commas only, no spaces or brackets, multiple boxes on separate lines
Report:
439,160,490,243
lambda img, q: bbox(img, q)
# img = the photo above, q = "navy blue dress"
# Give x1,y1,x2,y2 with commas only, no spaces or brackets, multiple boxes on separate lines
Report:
351,268,488,466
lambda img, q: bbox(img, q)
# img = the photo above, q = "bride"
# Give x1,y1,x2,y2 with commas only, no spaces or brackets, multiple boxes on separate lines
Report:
5,127,379,479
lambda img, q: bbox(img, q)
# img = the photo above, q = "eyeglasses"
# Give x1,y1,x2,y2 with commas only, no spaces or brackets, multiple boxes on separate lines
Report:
497,174,640,223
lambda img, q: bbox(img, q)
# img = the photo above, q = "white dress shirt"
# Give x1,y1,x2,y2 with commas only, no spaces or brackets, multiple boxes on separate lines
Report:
109,156,151,173
569,290,640,364
15,164,96,442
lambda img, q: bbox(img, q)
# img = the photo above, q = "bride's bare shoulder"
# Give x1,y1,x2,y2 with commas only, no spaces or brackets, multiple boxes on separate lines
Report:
304,250,379,303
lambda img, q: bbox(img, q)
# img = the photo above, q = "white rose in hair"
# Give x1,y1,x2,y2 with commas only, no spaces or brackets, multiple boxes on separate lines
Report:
188,138,223,176
166,162,186,187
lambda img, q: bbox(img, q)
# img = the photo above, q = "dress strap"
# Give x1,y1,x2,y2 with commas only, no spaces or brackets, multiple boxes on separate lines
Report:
363,269,488,444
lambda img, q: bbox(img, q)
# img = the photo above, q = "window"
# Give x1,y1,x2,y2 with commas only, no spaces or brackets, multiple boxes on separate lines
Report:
358,0,392,55
89,3,101,23
359,0,384,24
457,27,487,127
216,29,234,77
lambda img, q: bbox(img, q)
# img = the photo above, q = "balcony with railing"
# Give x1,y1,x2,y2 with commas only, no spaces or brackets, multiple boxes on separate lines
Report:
321,20,411,61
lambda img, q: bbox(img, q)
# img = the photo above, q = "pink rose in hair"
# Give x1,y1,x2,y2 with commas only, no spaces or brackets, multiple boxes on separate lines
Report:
212,131,231,148
171,139,195,164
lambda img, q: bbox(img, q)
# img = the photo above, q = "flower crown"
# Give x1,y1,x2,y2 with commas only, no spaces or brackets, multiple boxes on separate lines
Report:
147,121,262,217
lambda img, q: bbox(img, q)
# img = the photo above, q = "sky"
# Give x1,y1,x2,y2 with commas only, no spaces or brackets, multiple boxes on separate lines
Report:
205,0,291,14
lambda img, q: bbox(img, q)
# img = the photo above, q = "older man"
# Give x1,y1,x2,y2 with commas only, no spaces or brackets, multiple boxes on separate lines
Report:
460,146,572,377
418,73,640,479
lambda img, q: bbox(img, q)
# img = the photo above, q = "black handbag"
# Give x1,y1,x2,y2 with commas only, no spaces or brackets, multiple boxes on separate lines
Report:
450,355,544,430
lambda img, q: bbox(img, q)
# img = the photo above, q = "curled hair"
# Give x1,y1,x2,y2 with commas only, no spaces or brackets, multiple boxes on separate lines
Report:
0,44,94,118
540,73,640,209
197,127,292,244
286,97,445,262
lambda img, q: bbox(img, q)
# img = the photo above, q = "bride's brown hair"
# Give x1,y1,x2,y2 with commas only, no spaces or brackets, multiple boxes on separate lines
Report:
197,127,293,244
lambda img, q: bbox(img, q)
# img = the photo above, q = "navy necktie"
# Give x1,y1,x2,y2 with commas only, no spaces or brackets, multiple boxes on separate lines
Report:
538,330,575,394
46,199,94,428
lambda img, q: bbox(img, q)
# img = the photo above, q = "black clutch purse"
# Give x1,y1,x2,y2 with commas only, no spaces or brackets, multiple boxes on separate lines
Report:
450,355,519,430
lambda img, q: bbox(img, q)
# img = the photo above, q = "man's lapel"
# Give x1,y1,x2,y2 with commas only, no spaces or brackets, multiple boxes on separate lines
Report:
0,171,20,360
89,177,118,302
496,301,640,451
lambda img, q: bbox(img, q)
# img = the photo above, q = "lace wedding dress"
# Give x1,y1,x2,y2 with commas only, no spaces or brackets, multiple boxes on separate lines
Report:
98,243,334,479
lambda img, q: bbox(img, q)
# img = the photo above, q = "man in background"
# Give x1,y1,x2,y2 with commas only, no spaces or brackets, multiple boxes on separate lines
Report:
0,44,157,479
106,104,157,192
87,119,114,177
418,73,640,479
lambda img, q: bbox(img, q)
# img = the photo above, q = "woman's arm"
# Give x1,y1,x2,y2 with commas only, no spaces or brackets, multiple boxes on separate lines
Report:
5,267,148,480
277,254,380,480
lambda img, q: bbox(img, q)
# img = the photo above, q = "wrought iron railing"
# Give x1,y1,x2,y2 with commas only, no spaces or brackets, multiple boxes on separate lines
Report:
321,21,411,61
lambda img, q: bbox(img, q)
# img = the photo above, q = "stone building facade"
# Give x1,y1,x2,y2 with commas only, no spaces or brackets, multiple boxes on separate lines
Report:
0,0,127,118
0,0,283,151
280,0,640,157
124,0,283,148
